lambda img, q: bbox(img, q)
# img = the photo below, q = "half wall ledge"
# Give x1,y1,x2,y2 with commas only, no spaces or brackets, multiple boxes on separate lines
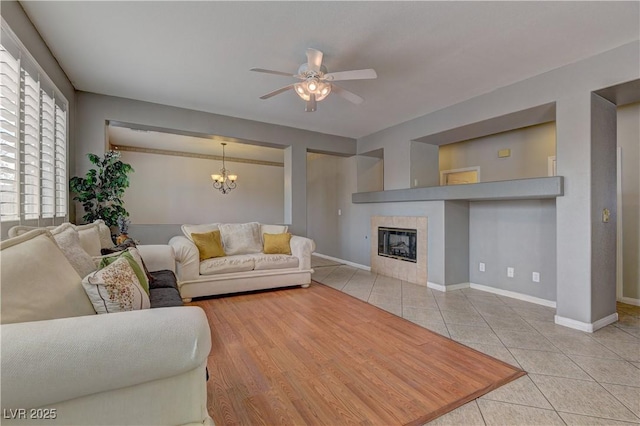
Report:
352,176,564,203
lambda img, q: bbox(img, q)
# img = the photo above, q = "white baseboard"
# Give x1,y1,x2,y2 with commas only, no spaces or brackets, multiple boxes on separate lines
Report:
313,253,371,271
428,282,470,292
618,296,640,307
554,312,618,333
469,283,557,308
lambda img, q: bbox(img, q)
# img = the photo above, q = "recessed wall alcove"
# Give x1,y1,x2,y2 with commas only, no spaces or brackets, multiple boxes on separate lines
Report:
354,102,562,303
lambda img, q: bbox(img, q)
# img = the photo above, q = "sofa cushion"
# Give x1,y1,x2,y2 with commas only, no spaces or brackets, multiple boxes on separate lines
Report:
50,223,97,277
149,287,183,308
263,232,292,255
252,254,299,271
149,270,179,291
0,229,96,324
219,222,262,255
200,254,255,275
181,223,220,241
7,224,57,238
192,230,225,260
148,271,182,307
82,256,150,314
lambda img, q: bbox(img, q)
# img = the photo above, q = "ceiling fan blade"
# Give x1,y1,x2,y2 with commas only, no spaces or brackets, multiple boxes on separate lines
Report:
305,94,317,112
306,48,323,72
331,84,364,104
259,84,295,99
324,69,377,81
250,68,296,78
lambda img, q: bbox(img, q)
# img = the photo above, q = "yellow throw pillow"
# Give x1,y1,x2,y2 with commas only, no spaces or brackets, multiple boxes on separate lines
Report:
263,232,292,255
192,230,225,261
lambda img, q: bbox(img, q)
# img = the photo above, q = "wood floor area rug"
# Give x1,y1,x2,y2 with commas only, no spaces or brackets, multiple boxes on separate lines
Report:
193,282,525,425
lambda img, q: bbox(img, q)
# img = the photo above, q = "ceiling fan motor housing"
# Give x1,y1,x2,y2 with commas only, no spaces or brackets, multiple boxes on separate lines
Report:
297,63,328,78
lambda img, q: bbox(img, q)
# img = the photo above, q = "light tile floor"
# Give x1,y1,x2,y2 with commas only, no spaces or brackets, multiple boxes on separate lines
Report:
311,256,640,425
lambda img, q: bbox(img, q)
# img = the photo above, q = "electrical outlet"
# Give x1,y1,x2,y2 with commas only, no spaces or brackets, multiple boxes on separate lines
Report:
338,209,342,216
507,267,514,278
479,262,485,272
532,272,540,282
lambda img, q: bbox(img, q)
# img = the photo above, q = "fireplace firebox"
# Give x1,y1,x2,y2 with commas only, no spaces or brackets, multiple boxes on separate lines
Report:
378,227,417,263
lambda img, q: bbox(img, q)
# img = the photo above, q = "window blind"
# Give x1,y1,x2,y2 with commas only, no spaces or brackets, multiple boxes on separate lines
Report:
0,47,20,220
0,21,68,223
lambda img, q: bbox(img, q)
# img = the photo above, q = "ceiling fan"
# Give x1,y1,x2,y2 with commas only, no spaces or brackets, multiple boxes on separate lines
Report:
250,48,377,112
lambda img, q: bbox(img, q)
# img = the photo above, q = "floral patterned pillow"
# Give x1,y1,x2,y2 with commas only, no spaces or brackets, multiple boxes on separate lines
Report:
82,256,150,314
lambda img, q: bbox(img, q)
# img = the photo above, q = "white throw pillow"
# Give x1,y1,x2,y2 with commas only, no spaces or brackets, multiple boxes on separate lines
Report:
0,229,96,324
93,247,150,295
93,219,115,249
218,222,263,255
50,223,97,278
181,223,220,241
82,256,150,314
74,223,103,257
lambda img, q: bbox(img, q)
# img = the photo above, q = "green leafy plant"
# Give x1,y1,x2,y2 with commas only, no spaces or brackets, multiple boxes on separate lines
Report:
69,151,134,228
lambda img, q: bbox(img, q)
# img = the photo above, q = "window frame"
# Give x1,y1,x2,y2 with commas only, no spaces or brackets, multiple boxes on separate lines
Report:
1,19,69,229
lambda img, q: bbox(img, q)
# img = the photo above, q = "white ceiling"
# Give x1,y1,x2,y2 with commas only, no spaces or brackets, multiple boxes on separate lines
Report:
21,1,640,139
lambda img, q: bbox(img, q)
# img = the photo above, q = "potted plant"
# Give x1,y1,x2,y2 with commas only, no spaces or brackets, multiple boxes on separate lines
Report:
69,151,134,230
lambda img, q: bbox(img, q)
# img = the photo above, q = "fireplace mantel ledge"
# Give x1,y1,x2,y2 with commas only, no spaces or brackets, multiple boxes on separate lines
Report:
353,176,563,204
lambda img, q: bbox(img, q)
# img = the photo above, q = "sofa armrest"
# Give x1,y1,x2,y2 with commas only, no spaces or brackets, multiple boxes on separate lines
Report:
169,236,200,281
137,244,176,273
290,235,316,270
1,307,211,410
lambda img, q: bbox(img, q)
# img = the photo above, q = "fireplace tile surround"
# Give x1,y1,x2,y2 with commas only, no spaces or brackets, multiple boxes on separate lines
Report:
371,216,427,285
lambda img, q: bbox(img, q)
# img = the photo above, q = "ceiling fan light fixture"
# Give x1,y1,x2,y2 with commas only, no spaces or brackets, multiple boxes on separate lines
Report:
252,48,376,111
316,81,331,101
294,82,311,101
306,78,319,92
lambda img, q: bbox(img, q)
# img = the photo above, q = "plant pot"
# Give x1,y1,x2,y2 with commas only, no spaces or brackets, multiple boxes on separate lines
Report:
116,233,129,245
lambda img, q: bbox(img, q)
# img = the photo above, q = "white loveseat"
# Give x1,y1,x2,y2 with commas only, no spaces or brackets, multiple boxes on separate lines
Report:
169,222,315,301
1,228,213,426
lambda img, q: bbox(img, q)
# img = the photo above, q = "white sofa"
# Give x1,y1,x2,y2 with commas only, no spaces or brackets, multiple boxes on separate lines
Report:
1,228,213,426
169,222,315,302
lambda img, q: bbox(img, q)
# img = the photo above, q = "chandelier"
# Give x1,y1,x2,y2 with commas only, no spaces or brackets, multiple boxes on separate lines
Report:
211,143,237,194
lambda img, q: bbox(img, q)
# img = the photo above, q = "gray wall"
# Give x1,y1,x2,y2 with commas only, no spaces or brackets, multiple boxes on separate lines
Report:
353,41,638,325
590,94,618,320
120,150,285,225
410,141,440,188
75,92,356,236
307,153,341,256
469,200,557,301
618,102,640,300
357,156,384,193
439,122,556,182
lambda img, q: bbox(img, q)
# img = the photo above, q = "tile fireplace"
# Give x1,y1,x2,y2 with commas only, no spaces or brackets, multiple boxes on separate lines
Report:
371,216,427,285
